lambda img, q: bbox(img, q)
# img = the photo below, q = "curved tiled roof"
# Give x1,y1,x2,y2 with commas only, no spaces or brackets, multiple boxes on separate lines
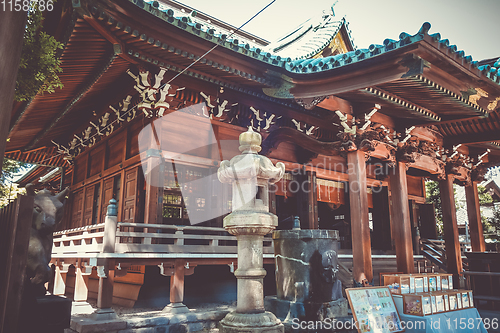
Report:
265,13,353,60
126,3,500,90
135,0,291,67
132,1,353,67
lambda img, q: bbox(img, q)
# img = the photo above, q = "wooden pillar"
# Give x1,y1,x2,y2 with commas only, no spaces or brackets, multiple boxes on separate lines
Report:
347,150,373,283
144,153,164,225
465,182,486,252
409,201,421,255
439,175,462,287
53,264,69,296
163,259,189,313
143,119,164,225
97,263,115,309
389,162,414,273
74,260,90,302
0,11,26,171
297,169,319,229
170,259,185,303
97,200,118,310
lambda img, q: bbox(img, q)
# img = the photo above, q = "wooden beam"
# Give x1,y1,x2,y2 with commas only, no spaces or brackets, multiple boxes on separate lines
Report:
24,50,118,150
439,175,463,287
297,170,319,229
97,262,115,309
389,162,415,273
465,182,486,252
446,130,500,145
170,259,185,304
347,150,373,283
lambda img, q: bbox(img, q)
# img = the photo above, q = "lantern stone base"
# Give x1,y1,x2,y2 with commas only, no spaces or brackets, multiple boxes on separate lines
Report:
219,311,284,333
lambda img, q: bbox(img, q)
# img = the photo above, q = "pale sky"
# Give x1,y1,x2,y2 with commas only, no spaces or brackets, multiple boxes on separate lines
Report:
178,0,500,62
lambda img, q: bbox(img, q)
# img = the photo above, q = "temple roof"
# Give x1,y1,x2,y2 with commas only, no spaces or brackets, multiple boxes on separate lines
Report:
5,0,500,169
265,9,354,60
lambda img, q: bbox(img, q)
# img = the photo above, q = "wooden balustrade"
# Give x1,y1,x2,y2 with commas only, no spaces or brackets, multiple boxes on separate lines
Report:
52,222,274,256
52,223,105,256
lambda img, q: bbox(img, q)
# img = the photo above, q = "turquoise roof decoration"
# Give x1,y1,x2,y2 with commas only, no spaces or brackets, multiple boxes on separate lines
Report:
284,22,500,87
478,57,500,80
134,0,292,67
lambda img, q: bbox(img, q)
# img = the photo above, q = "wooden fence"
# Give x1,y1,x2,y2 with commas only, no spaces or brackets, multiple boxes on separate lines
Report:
0,195,34,333
52,222,274,256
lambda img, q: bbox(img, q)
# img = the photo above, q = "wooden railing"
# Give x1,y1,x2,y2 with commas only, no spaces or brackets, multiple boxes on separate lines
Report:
420,239,471,272
463,271,500,303
52,222,274,256
52,223,105,255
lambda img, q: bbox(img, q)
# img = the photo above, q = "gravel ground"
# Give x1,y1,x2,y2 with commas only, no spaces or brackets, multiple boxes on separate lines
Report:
73,299,236,319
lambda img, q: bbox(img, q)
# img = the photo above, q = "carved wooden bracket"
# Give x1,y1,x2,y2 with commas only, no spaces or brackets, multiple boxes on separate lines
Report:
407,154,446,180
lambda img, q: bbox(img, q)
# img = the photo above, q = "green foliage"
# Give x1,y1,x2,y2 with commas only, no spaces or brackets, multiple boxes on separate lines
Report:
425,180,464,237
485,205,500,242
0,159,28,207
15,2,64,102
425,180,443,235
478,185,493,205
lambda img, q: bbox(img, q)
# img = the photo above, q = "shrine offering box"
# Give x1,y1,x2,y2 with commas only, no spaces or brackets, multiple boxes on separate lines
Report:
403,293,432,316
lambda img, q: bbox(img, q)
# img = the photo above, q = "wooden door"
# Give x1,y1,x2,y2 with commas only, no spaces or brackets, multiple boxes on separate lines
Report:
72,189,84,228
419,203,437,239
122,168,139,223
83,185,95,226
101,177,115,223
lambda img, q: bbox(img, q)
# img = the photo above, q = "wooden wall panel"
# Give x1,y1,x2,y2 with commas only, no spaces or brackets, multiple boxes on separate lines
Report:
73,155,87,184
101,177,115,224
83,185,95,226
122,168,138,223
106,131,125,169
127,121,143,159
407,175,424,198
88,146,104,178
71,189,84,228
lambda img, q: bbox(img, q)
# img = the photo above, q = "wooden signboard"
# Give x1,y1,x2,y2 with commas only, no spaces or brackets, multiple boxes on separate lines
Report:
346,287,405,333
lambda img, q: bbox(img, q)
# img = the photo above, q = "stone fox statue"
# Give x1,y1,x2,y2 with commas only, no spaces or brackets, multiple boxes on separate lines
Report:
25,184,69,295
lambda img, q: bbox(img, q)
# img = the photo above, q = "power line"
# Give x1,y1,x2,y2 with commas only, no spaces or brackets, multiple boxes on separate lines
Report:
35,0,277,166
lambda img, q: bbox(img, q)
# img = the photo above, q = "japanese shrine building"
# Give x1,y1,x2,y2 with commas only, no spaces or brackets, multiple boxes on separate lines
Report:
6,0,500,307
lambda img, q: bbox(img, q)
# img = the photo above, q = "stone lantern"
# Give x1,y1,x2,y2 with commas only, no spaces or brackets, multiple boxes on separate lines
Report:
218,127,285,333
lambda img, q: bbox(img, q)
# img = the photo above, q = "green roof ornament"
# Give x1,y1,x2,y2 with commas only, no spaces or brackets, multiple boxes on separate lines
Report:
330,0,338,17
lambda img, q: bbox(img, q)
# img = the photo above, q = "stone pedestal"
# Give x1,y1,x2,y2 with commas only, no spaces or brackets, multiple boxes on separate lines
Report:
218,127,285,333
18,294,72,333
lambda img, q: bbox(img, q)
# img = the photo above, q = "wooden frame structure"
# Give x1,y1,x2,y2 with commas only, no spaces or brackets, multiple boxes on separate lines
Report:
5,0,500,309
